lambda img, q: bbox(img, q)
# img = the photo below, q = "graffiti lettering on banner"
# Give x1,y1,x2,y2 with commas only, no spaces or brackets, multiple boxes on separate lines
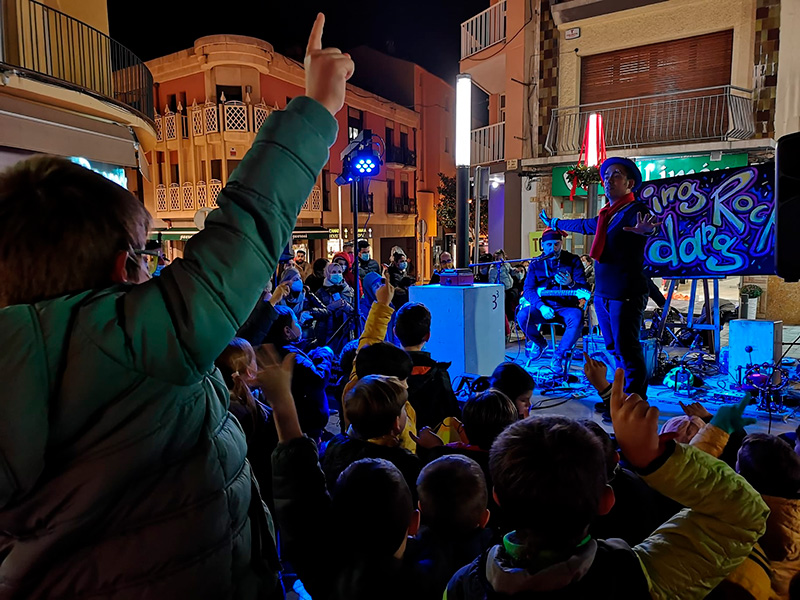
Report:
641,163,775,278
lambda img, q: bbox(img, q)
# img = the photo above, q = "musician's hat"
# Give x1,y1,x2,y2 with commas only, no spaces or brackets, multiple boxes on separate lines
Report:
541,228,566,243
600,157,643,191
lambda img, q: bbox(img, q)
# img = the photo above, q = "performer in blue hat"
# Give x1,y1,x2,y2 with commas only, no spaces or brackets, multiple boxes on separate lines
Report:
540,157,660,404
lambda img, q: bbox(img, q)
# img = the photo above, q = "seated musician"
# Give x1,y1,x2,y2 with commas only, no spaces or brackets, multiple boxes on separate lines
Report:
517,228,590,373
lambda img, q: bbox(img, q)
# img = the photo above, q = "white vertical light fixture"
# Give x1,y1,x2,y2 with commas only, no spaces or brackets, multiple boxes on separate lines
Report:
586,113,600,167
455,74,472,167
455,74,472,267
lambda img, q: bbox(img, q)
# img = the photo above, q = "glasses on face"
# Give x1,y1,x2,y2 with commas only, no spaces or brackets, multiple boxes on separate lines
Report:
127,246,159,280
442,259,453,265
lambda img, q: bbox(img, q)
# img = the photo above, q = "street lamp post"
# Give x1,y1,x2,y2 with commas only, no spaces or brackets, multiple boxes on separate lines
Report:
455,74,472,268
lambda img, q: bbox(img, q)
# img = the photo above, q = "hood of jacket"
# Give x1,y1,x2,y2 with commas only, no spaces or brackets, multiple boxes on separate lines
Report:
332,251,353,268
362,271,383,304
485,540,598,595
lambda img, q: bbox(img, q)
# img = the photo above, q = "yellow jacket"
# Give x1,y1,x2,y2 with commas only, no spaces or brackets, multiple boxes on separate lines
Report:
342,301,417,452
761,495,800,599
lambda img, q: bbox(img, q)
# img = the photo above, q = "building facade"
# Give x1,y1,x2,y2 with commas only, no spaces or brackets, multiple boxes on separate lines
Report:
347,47,456,281
460,0,800,322
0,0,155,187
143,35,422,272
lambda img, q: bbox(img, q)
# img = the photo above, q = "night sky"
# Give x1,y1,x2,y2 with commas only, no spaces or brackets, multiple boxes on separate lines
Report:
108,0,488,83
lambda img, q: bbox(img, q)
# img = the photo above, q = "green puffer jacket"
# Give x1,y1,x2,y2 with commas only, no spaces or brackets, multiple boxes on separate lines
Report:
0,97,338,599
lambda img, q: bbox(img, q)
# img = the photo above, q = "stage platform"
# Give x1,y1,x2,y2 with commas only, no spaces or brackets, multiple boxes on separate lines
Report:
502,335,799,437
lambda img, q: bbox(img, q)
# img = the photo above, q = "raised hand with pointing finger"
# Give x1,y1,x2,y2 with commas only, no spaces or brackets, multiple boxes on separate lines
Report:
304,13,354,116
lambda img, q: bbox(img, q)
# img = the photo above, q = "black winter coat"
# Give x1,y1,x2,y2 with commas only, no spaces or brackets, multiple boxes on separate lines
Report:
321,433,421,500
272,437,419,600
406,351,460,429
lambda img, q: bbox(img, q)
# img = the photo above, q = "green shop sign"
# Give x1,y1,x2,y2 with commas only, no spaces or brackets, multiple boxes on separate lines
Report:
551,154,749,197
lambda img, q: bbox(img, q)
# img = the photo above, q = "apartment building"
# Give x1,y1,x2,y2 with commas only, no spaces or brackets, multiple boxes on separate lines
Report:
0,0,155,190
460,0,800,321
144,35,420,269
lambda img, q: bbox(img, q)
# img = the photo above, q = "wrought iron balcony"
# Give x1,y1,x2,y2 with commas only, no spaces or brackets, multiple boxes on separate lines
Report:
460,0,507,60
544,86,755,156
385,145,417,168
471,121,505,165
2,0,154,121
387,195,416,215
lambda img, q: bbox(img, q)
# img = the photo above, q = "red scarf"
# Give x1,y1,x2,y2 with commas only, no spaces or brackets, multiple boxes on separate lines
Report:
589,192,636,262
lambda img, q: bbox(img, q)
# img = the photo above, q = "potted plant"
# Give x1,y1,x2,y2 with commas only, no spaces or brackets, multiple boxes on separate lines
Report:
740,284,763,320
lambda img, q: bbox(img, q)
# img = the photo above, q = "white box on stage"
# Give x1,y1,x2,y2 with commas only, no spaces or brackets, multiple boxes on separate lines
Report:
728,319,782,384
408,283,506,378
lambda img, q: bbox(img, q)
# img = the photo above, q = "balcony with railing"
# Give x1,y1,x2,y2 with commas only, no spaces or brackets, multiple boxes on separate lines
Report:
155,181,322,218
471,122,505,165
388,195,416,215
385,146,417,169
2,0,154,121
544,86,755,156
461,1,507,60
155,98,277,143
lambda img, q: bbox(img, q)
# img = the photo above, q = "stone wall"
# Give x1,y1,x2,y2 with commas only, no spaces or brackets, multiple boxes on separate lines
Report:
753,0,781,139
537,0,559,157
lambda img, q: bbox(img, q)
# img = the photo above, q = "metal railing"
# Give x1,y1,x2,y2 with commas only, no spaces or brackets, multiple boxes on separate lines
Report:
386,146,417,167
387,195,415,215
3,0,154,120
471,121,505,165
461,0,507,60
545,86,755,155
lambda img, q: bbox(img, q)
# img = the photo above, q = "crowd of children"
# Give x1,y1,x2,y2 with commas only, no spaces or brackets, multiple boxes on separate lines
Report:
1,13,798,600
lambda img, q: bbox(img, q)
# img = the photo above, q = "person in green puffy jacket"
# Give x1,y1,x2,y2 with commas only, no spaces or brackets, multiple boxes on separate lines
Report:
0,13,352,599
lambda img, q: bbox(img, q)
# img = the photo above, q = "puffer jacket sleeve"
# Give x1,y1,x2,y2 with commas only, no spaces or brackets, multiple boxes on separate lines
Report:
272,436,336,599
123,98,337,382
689,424,730,459
633,443,770,600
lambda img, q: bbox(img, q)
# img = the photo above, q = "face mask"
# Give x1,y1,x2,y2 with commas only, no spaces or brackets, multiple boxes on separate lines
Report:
398,261,408,271
330,273,343,284
288,324,302,342
291,279,304,293
480,267,489,275
360,252,370,260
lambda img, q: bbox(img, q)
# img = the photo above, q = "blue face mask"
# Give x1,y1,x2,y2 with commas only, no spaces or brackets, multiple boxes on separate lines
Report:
398,261,408,271
291,279,304,293
330,273,343,284
360,252,370,260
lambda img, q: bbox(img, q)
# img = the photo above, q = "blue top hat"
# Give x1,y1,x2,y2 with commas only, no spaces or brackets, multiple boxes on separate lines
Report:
600,157,643,192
